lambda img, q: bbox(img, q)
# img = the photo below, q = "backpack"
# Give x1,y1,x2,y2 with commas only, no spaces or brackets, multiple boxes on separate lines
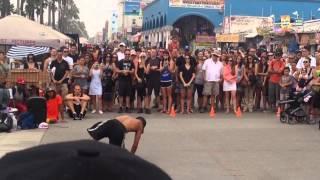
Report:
18,112,36,130
0,112,13,132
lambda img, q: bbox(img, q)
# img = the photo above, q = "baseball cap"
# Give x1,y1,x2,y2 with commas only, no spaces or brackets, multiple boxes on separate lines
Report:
16,77,25,85
0,140,172,180
119,42,126,47
211,50,221,57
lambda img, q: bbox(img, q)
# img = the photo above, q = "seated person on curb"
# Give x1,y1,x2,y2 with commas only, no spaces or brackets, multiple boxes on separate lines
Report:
45,86,63,123
87,115,146,154
65,84,90,120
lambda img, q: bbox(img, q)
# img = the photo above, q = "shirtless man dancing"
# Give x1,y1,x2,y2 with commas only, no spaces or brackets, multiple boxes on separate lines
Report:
87,115,146,154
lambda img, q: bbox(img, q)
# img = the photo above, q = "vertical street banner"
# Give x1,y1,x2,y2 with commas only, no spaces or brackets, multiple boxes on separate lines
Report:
169,0,224,9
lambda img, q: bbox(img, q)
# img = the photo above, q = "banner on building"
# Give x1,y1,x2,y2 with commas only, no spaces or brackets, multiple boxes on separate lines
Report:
216,34,245,43
280,15,291,30
169,0,224,9
195,35,216,43
223,16,273,35
124,0,141,16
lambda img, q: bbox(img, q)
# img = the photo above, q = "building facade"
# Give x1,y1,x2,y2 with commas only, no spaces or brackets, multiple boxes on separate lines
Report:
142,0,320,48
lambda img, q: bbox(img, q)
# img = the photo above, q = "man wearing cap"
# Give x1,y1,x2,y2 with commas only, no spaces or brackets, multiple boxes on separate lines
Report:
13,78,29,113
87,115,147,154
115,49,135,113
200,50,223,113
117,42,126,61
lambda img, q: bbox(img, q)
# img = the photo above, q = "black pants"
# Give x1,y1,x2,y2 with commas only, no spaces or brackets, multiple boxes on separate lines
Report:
87,119,126,147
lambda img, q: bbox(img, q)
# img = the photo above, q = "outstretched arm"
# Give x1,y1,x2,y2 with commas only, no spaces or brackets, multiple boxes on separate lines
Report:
131,130,142,154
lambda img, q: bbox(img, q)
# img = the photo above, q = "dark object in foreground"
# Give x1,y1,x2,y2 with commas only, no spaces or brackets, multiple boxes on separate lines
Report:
0,140,172,180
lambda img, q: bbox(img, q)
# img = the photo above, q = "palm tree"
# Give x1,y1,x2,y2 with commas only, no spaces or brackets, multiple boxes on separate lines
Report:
0,0,12,18
52,0,56,29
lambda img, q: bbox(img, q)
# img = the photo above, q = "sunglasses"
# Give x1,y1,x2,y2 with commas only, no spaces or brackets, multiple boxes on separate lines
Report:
303,61,309,63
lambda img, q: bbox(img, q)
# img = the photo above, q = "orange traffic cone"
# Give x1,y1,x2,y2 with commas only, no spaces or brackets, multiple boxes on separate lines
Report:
169,105,176,118
236,107,242,118
276,107,281,118
209,106,215,118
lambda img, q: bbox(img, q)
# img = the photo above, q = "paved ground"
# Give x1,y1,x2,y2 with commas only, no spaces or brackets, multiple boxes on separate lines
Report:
1,111,320,180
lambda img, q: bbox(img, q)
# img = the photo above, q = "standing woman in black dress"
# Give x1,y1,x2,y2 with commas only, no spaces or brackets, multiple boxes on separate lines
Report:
179,54,196,114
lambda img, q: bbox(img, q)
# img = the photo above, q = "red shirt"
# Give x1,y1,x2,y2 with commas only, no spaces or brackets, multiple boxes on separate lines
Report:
47,95,62,120
269,59,285,83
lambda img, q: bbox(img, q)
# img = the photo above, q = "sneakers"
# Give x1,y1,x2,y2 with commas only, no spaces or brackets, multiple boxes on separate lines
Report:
91,110,96,114
73,112,78,120
118,107,123,113
79,113,84,120
99,110,103,115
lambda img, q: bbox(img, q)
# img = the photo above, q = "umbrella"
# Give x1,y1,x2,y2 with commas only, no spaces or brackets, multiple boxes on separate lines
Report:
6,46,50,60
0,15,71,48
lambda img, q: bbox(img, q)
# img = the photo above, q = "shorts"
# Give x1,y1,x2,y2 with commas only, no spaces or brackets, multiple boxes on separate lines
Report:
203,81,219,96
55,83,68,99
160,81,172,88
118,80,132,97
67,104,86,118
147,78,160,96
87,119,126,147
194,84,204,98
103,93,113,102
180,83,194,92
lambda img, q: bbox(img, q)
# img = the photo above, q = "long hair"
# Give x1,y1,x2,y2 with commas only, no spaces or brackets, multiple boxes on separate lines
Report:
228,56,236,76
45,90,56,100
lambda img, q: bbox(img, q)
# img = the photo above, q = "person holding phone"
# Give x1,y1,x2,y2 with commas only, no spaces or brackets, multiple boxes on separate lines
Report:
179,54,195,114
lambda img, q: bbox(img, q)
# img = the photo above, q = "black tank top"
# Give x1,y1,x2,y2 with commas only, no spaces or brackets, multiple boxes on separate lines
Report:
137,62,145,81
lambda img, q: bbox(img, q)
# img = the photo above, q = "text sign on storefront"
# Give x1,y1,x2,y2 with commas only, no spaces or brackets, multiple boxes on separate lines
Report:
169,0,224,9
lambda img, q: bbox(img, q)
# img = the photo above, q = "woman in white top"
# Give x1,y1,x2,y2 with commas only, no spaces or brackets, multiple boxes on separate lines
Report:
89,62,103,114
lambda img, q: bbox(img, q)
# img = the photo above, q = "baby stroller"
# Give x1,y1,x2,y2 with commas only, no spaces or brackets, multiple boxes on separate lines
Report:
279,78,315,124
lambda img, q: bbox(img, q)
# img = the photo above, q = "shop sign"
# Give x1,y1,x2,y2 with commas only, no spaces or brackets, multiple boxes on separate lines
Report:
169,0,224,9
195,35,216,43
223,16,273,34
216,34,245,43
295,19,303,26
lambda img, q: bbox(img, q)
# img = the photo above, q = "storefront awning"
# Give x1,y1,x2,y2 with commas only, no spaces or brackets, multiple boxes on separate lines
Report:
216,34,245,43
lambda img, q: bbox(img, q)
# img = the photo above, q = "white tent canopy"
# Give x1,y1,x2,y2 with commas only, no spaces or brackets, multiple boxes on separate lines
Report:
7,46,50,60
0,15,71,48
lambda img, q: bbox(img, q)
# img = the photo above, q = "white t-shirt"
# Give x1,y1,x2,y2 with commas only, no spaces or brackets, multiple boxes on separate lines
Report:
117,51,125,61
202,58,223,82
63,56,74,69
297,56,316,69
